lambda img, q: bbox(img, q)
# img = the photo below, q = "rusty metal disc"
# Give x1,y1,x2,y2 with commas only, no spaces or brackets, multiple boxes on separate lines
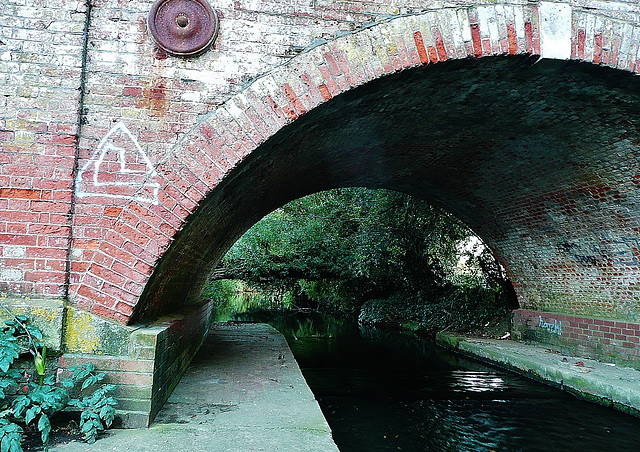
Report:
148,0,219,56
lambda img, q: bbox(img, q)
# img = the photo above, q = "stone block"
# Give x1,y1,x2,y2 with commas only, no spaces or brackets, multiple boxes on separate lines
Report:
0,295,64,350
64,305,132,355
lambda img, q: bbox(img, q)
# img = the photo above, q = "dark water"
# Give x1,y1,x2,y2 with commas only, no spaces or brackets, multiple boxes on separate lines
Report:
235,312,640,451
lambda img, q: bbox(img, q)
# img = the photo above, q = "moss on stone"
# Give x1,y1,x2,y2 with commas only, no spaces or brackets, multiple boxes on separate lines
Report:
435,332,463,350
0,295,64,350
63,305,132,355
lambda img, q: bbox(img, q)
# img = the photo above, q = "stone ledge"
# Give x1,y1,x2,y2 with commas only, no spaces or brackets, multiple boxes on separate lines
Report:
436,332,640,417
64,305,136,356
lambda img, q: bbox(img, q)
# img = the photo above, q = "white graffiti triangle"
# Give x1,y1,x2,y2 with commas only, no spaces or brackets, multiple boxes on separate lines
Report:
76,122,160,205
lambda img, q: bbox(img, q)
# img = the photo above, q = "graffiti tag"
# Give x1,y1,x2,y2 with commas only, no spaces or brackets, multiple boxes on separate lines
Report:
76,122,160,205
592,230,640,266
539,315,562,336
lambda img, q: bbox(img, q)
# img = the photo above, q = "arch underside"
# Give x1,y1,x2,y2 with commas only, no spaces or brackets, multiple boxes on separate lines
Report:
134,55,640,323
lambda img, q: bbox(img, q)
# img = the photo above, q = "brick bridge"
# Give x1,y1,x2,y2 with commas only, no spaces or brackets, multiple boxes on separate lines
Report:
3,0,640,425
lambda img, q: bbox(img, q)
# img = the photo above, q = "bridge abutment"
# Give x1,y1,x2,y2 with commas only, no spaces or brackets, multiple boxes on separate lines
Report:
60,302,212,427
0,296,211,426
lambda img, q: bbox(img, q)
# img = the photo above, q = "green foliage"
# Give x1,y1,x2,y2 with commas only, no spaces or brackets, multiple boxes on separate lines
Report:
0,334,20,375
0,314,42,376
0,313,117,451
203,279,242,306
0,418,22,452
209,188,514,320
69,380,117,444
204,280,293,321
359,286,514,333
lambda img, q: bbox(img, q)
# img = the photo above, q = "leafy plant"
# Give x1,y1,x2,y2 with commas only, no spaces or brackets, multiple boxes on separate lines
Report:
0,419,22,452
0,310,117,452
68,366,116,444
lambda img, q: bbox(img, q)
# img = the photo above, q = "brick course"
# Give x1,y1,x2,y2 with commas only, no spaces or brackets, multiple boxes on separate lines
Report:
1,0,86,297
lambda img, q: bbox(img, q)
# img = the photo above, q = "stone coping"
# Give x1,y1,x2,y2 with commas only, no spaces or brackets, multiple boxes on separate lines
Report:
437,333,640,417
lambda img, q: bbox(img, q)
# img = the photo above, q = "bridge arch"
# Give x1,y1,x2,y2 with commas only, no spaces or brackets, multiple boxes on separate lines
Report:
69,4,640,330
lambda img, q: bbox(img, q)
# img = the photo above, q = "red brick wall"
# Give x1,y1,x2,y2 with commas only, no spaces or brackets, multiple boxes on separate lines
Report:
68,3,549,322
513,309,640,368
0,0,86,296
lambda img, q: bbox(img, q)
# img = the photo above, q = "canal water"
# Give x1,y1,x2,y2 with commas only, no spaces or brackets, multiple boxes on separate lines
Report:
233,311,640,451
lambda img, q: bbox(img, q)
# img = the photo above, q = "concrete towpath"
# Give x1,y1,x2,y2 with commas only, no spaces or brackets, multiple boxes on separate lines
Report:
438,333,640,416
51,323,340,452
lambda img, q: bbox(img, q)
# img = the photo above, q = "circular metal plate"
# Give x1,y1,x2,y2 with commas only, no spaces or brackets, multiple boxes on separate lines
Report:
148,0,219,56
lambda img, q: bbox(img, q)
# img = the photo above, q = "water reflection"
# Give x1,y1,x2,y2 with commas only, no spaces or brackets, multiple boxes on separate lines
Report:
212,291,277,321
449,371,505,393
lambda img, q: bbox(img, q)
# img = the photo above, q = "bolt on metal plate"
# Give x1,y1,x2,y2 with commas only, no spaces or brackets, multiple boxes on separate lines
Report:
148,0,219,57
